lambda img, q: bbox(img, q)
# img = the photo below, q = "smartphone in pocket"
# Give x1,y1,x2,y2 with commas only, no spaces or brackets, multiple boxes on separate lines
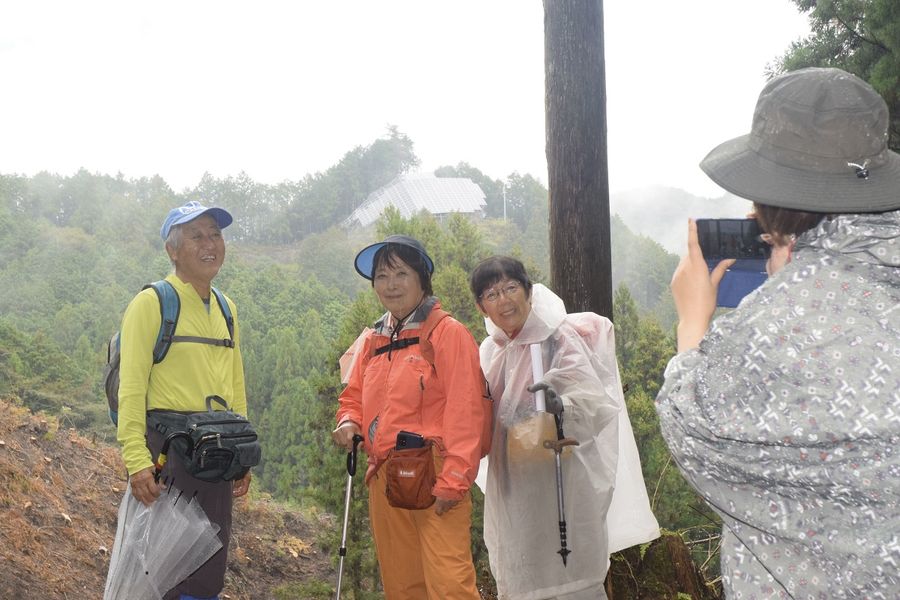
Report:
695,218,771,308
395,430,426,450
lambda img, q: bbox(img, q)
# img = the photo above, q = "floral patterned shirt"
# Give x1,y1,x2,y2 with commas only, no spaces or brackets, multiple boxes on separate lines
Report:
657,210,900,599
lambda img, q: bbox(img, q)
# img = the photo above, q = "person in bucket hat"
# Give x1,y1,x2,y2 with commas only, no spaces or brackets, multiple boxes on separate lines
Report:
700,67,900,214
657,67,900,597
116,200,250,600
333,234,491,600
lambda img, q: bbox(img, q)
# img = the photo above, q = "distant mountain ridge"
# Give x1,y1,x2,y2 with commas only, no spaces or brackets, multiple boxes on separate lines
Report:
611,186,754,254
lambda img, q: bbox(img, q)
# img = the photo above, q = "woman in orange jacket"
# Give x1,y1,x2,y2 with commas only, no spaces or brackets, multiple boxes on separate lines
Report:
332,234,491,600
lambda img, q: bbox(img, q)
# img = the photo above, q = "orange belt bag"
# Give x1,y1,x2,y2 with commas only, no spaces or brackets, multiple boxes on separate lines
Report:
384,443,436,510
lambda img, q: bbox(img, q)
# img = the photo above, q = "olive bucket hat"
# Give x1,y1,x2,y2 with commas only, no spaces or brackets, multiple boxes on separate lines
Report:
700,67,900,213
354,234,435,280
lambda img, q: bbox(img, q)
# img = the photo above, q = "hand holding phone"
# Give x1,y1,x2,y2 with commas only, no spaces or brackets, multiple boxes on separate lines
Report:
671,219,736,351
694,218,769,307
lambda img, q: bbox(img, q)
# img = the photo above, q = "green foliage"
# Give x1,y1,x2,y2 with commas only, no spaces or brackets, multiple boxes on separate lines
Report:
468,485,493,596
610,215,679,329
505,172,550,232
296,227,365,298
0,320,98,429
271,579,335,600
613,286,717,533
291,294,384,597
278,126,419,242
435,164,551,277
775,0,900,150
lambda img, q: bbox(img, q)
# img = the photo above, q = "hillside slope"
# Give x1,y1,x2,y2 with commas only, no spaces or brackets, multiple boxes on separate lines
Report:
0,397,335,600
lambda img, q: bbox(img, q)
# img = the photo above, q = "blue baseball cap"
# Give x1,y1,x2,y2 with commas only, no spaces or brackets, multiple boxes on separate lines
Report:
160,201,233,241
354,234,434,280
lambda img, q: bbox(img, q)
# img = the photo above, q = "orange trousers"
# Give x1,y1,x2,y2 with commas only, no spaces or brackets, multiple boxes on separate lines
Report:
368,468,480,600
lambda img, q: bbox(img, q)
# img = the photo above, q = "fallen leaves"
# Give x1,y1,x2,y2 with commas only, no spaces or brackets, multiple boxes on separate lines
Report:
276,535,311,559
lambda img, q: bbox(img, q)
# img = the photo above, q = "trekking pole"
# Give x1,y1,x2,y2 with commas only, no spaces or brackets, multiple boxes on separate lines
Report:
335,433,364,600
543,414,579,566
531,343,577,565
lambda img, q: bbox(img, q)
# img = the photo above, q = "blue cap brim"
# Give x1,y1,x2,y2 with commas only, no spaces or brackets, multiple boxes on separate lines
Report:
161,207,233,240
354,239,435,280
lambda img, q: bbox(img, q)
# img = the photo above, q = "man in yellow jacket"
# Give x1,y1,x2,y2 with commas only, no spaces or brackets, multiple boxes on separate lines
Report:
117,200,249,600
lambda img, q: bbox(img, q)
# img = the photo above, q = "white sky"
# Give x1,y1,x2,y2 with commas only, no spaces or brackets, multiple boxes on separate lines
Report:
0,1,809,199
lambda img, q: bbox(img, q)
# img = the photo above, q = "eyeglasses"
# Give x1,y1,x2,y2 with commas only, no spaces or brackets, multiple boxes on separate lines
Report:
480,281,522,303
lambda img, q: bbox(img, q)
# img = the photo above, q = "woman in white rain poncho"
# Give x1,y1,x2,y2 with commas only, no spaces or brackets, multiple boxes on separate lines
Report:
470,256,659,600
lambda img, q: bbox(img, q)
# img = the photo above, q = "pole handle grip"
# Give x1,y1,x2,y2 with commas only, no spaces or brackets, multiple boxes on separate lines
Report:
347,434,364,476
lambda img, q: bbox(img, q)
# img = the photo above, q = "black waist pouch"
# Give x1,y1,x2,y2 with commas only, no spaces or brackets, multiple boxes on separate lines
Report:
148,395,261,482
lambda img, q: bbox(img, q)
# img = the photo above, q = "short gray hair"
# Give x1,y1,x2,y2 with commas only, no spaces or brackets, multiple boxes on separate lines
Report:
165,225,183,265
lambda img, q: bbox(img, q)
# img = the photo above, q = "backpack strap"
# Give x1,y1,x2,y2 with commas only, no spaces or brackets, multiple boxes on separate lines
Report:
145,281,181,364
144,280,236,364
371,308,450,367
210,286,235,341
374,336,420,356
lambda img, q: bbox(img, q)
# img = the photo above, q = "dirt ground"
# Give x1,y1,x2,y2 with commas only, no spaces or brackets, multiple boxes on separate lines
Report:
0,397,335,600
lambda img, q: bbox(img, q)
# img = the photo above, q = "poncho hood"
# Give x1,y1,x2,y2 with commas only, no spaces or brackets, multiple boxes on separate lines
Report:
798,208,900,268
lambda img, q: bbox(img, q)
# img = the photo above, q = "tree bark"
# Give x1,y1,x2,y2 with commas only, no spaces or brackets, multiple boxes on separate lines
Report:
544,0,612,318
605,532,722,599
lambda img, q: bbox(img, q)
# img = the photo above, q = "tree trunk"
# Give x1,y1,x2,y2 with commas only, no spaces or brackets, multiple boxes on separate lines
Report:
543,0,612,318
605,532,722,599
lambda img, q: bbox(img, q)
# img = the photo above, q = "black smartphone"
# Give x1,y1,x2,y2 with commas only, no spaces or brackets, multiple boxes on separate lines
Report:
395,430,426,450
695,218,771,308
696,218,771,260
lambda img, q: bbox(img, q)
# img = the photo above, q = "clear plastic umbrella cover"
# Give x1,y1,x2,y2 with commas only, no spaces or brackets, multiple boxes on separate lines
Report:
104,484,222,600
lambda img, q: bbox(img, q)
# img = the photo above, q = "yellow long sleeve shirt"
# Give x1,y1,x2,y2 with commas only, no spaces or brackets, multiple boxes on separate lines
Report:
116,274,247,475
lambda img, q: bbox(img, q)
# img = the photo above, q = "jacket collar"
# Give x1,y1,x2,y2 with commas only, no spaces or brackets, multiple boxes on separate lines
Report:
373,296,439,337
797,209,900,268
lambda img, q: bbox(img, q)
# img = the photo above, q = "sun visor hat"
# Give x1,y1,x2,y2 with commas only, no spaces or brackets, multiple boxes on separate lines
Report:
354,234,435,280
160,201,233,241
